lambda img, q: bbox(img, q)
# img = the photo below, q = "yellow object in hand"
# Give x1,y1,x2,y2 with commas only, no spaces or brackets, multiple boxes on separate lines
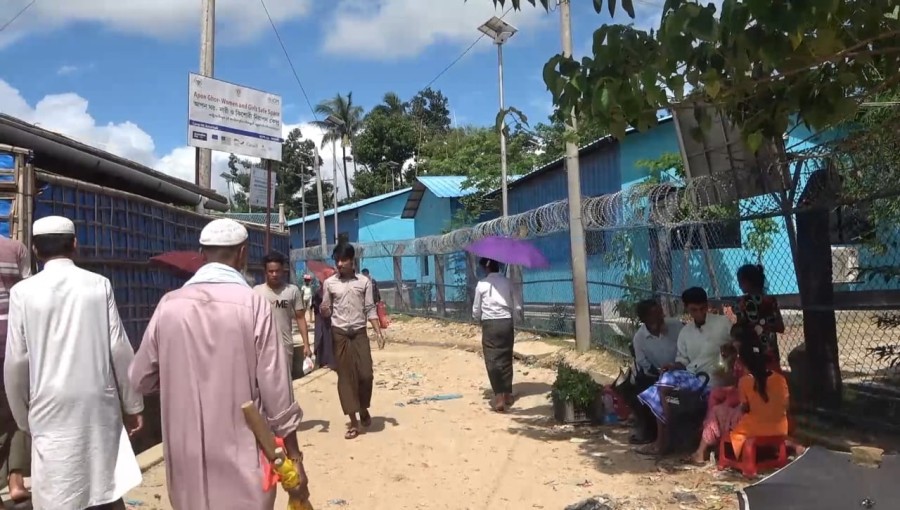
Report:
274,457,314,510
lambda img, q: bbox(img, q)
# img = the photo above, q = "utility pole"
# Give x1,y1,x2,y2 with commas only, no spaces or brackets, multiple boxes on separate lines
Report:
560,0,591,353
314,149,328,259
196,0,215,196
497,43,509,217
264,160,272,254
331,139,339,243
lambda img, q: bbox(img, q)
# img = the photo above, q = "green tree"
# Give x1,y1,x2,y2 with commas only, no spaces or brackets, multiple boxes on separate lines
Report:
486,0,900,149
226,128,334,218
312,92,364,198
352,92,418,199
409,87,452,142
532,113,608,166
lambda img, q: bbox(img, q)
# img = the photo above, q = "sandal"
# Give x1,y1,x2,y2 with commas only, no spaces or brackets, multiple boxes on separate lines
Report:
635,444,662,456
344,428,360,440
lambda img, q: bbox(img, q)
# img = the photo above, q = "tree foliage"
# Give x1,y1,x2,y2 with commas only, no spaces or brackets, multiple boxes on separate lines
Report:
226,128,334,218
487,0,900,149
312,92,364,197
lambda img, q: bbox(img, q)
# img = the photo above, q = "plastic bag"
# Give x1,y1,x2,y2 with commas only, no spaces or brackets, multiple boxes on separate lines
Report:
302,356,315,375
376,301,390,329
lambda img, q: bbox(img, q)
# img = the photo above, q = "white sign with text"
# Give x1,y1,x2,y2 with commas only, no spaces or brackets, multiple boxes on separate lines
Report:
249,166,276,209
187,73,284,161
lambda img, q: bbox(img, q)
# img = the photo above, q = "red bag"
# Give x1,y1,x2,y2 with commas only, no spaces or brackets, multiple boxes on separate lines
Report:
376,301,390,329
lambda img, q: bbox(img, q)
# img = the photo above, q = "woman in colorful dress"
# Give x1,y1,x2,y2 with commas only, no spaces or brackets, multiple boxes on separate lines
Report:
735,264,785,370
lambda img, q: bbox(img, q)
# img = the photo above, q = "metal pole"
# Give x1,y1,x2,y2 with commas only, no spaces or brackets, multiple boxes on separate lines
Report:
314,149,328,258
196,0,215,195
264,160,272,254
301,194,307,250
560,0,591,352
497,42,509,218
331,139,339,243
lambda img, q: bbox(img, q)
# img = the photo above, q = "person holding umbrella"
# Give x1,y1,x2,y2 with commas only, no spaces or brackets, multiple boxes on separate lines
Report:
472,257,521,412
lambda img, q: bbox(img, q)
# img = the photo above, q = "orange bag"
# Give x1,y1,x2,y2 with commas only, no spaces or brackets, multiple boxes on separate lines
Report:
376,301,390,329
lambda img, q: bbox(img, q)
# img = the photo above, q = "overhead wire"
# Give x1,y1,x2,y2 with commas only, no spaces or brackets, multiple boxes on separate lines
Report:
259,0,319,122
0,0,36,33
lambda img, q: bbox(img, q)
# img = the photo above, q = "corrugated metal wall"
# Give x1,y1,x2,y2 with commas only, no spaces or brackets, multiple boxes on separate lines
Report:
34,172,289,348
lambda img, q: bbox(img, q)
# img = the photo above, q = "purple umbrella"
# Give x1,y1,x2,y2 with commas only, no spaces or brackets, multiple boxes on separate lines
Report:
464,236,550,269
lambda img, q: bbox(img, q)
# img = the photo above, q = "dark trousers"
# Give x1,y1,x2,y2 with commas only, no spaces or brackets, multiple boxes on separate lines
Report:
332,326,374,415
481,319,515,395
0,389,30,484
620,372,659,440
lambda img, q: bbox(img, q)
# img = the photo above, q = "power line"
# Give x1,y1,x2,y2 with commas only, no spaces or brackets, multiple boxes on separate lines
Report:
259,0,319,122
0,0,36,33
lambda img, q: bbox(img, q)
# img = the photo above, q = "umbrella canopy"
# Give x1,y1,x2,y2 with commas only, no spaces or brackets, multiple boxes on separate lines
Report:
739,446,899,509
150,251,206,279
305,259,336,283
464,236,550,269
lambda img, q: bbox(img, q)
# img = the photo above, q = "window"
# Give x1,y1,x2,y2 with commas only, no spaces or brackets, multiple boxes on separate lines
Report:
670,220,742,250
421,255,430,277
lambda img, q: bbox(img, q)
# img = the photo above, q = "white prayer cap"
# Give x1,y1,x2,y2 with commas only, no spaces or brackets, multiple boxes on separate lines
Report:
33,216,75,236
199,218,249,247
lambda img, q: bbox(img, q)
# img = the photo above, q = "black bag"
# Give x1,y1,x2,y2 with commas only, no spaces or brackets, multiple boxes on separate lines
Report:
665,372,710,454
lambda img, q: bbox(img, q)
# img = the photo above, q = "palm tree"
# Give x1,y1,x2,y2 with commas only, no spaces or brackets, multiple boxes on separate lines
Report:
313,92,363,199
371,92,406,117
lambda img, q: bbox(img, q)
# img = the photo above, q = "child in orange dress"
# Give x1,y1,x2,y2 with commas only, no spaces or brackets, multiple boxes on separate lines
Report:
730,340,790,458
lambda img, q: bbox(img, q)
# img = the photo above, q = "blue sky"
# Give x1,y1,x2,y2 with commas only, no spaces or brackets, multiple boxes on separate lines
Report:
0,0,660,195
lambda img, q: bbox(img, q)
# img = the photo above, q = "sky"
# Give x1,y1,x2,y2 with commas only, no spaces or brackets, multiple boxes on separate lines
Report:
0,0,664,200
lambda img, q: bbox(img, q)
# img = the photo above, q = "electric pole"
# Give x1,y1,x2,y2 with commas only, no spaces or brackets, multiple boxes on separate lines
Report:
560,0,591,352
196,0,215,196
314,149,328,259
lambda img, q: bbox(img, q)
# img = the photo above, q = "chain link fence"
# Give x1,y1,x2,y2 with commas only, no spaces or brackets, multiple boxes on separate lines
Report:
292,117,900,430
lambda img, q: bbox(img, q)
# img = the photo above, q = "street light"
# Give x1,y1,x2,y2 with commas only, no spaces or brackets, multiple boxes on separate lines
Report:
219,172,234,208
324,115,345,244
478,15,517,218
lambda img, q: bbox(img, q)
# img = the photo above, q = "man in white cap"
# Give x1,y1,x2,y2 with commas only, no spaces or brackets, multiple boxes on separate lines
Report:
4,215,144,510
130,218,308,509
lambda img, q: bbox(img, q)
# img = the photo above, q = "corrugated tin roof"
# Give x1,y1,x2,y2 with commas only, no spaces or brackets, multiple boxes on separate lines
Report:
485,115,675,197
286,188,412,226
220,212,282,225
401,175,524,218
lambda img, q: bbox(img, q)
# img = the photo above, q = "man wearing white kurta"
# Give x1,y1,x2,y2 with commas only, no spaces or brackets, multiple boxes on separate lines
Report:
4,216,144,510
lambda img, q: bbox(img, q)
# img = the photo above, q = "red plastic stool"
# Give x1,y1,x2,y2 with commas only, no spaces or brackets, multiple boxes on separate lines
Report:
717,435,789,478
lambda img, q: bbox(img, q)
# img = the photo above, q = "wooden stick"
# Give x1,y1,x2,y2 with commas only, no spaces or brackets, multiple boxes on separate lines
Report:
241,401,279,462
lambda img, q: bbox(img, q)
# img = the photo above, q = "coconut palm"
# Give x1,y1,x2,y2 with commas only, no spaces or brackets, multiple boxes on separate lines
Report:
313,92,364,199
371,92,407,117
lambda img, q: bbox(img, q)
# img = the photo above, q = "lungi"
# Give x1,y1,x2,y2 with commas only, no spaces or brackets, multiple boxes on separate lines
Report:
637,370,710,423
332,326,374,415
481,318,514,395
0,389,30,486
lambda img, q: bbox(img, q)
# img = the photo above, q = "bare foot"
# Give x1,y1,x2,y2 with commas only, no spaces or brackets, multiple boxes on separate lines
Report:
360,410,372,428
491,396,506,413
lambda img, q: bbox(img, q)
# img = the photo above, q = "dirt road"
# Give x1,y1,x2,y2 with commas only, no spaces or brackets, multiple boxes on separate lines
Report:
126,329,744,510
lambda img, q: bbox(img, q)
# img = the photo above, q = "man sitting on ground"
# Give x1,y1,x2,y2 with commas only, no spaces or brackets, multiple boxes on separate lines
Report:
625,299,683,445
636,287,732,456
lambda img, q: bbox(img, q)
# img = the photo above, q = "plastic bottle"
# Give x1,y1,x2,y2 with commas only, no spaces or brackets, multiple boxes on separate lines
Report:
602,392,618,425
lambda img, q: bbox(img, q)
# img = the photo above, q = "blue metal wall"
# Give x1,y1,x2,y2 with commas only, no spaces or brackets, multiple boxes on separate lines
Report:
0,152,15,238
356,191,417,284
34,176,289,349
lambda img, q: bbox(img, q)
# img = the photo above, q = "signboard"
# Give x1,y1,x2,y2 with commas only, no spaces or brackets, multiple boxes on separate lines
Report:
187,73,284,161
249,166,276,208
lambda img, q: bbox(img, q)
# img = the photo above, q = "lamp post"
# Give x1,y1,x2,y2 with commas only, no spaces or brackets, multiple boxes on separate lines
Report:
478,16,517,218
324,114,345,245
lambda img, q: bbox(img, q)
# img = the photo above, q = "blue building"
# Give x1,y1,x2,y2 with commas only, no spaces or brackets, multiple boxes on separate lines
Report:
287,188,416,284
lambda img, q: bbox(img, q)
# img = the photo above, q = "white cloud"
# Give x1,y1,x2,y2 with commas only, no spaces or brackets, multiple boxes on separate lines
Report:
0,0,312,49
0,79,351,211
56,65,79,76
322,0,549,60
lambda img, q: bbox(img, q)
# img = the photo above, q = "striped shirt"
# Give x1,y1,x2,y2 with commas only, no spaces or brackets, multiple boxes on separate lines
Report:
0,236,30,369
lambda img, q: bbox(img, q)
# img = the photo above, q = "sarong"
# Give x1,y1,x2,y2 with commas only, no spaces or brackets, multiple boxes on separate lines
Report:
0,389,30,485
332,326,374,415
638,370,709,423
481,318,514,395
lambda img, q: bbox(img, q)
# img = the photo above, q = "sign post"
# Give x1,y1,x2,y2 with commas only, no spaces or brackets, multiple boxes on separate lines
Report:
264,160,273,253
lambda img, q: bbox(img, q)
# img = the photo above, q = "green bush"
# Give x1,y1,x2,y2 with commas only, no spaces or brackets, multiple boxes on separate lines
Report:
551,363,600,409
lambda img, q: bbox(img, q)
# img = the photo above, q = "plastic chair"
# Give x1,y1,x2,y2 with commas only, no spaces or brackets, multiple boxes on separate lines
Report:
718,435,789,478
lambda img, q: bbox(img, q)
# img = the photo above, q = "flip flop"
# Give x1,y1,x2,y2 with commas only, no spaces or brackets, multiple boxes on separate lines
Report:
680,457,706,466
344,428,359,440
635,444,661,456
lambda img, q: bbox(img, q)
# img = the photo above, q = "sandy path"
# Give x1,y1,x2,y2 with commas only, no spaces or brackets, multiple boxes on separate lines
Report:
125,335,744,510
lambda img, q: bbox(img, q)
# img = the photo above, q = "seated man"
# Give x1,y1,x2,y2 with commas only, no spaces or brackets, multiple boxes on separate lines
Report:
624,299,683,445
636,287,732,455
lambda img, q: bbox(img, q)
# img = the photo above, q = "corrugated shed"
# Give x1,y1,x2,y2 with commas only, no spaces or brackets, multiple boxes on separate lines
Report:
221,212,281,226
402,175,523,218
286,188,411,226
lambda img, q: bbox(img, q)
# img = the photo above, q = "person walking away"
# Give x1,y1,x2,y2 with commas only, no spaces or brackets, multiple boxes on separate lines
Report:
472,258,521,413
625,299,682,445
636,287,732,456
361,268,382,303
735,264,785,369
254,252,311,378
5,216,144,510
0,232,31,505
320,243,384,440
130,219,307,509
301,274,315,323
312,268,336,370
